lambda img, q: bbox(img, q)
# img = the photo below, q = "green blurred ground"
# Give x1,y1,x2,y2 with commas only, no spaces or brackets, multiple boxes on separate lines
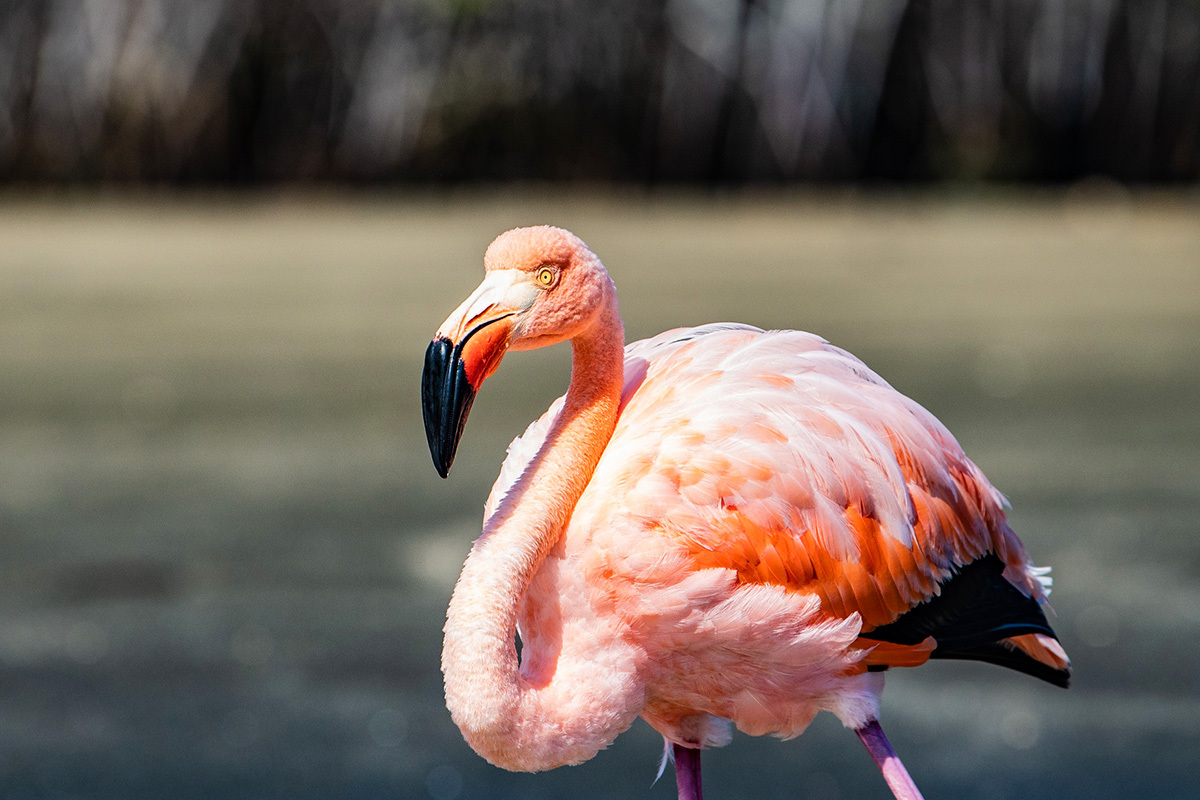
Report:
0,191,1198,799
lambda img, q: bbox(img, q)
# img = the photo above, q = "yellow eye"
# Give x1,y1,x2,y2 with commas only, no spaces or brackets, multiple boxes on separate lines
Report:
536,267,556,287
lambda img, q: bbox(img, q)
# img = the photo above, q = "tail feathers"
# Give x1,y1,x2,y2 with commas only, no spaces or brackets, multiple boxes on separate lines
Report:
855,636,937,670
858,554,1072,688
1007,632,1071,672
934,634,1071,688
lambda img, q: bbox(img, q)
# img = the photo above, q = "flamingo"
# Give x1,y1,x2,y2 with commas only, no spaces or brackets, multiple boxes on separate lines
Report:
420,226,1070,800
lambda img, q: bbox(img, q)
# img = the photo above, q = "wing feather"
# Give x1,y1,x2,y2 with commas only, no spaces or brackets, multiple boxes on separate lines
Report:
565,325,1051,637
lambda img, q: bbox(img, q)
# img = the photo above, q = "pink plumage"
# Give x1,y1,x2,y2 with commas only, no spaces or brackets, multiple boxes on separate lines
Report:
421,226,1069,800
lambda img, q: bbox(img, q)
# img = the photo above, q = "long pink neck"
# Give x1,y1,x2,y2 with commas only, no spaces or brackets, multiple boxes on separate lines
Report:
441,298,640,771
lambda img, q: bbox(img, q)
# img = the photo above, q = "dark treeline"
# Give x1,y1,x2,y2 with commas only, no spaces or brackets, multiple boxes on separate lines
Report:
1,0,1198,184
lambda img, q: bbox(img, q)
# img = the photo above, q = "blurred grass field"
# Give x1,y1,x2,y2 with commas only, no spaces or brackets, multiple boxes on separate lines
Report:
1,191,1198,799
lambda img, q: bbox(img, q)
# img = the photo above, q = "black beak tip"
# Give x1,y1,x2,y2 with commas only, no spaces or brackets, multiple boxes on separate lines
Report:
421,336,476,479
434,458,451,480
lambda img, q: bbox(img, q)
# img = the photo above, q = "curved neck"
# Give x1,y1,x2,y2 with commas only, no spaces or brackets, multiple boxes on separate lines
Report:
442,299,638,771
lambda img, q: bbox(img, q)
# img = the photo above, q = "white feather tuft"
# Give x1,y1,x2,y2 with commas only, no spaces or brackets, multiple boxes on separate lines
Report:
653,736,673,785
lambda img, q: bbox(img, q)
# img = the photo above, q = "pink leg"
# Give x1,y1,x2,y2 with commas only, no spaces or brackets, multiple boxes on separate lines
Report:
673,744,703,800
855,719,925,800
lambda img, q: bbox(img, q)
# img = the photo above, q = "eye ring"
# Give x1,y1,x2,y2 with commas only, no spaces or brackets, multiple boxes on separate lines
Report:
536,267,557,288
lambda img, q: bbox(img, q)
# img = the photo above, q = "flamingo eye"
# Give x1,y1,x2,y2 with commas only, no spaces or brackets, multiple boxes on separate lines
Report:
536,267,557,288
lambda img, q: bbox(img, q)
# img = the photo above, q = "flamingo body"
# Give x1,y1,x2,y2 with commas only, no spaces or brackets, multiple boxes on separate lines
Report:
490,323,1063,747
421,226,1068,796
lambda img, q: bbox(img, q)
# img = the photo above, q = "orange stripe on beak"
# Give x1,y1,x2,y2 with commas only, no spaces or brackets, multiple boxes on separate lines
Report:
460,313,515,389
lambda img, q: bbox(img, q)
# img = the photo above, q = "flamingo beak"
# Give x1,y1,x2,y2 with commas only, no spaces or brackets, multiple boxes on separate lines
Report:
421,270,538,478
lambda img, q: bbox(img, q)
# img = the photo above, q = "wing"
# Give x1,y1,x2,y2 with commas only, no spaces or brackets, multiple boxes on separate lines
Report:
575,324,1068,684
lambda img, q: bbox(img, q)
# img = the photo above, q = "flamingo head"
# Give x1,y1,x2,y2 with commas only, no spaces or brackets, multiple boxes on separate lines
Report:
421,226,612,477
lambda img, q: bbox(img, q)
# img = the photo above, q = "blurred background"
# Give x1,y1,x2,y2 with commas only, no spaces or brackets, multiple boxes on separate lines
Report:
1,2,1198,799
2,0,1200,183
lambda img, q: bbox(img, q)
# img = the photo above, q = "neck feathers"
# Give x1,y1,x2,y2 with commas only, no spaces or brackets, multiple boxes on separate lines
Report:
442,297,640,771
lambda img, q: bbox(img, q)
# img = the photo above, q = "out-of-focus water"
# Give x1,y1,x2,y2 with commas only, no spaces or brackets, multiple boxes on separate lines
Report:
1,192,1198,800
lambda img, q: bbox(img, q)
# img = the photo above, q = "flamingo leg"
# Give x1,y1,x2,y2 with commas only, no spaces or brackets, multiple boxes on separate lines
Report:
672,744,704,800
855,720,925,800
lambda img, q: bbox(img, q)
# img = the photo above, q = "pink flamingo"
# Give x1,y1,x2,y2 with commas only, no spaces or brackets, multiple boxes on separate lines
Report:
421,226,1070,800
